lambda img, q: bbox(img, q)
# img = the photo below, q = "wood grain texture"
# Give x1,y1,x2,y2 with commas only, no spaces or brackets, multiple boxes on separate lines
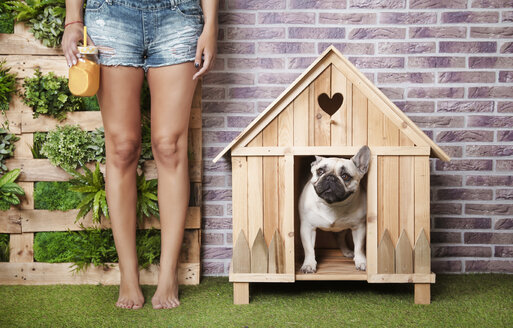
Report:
414,228,431,274
377,229,395,274
330,65,348,146
293,85,309,146
233,230,251,273
268,230,285,274
395,230,413,274
312,65,331,146
247,135,263,245
251,228,268,273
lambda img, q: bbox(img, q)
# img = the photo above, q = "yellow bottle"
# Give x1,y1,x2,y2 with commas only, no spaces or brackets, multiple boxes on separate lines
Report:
68,45,100,97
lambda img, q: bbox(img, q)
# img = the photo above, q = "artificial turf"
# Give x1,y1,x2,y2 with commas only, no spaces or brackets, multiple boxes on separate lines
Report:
0,275,511,327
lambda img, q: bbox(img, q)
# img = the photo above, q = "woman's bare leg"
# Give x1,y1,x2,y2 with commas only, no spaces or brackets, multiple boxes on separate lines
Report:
96,65,145,309
146,62,198,309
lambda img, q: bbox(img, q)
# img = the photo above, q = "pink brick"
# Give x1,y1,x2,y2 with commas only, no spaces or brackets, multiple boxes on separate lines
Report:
440,41,497,53
380,12,436,24
349,56,404,69
436,130,493,142
228,58,284,69
219,12,256,25
442,11,499,23
466,145,513,157
396,101,435,113
349,0,405,8
258,72,301,84
465,233,513,244
431,203,462,215
465,204,513,215
378,42,436,54
204,216,232,230
437,101,494,113
497,189,513,200
469,57,513,68
503,11,513,22
436,159,493,171
469,87,513,98
439,145,463,157
319,13,376,25
201,261,225,275
471,0,513,8
202,116,225,129
439,71,495,83
497,160,513,171
431,231,462,243
435,217,491,229
467,115,513,127
289,27,345,39
498,102,513,112
202,87,225,100
379,87,404,99
496,246,513,257
431,174,463,186
407,87,464,98
288,57,317,69
204,131,241,145
499,71,513,83
495,219,513,230
349,27,406,39
500,42,513,53
203,72,255,85
228,0,286,9
258,12,315,24
410,27,467,38
412,116,465,129
319,42,375,55
410,0,467,8
229,86,286,99
498,130,513,141
378,72,434,84
471,27,513,38
202,232,225,245
433,246,492,257
290,0,347,8
466,261,513,273
466,175,513,186
258,42,315,54
227,115,255,128
217,42,255,54
227,27,285,40
203,101,254,113
408,56,465,68
432,261,462,273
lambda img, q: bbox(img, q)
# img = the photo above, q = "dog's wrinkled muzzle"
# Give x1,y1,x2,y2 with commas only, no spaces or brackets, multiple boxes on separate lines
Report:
314,174,352,204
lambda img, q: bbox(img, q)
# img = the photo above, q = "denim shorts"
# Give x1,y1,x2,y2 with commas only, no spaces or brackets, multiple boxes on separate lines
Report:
84,0,204,73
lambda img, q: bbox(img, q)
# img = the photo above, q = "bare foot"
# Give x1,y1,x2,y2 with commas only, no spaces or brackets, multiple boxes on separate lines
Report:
151,274,180,309
116,276,145,310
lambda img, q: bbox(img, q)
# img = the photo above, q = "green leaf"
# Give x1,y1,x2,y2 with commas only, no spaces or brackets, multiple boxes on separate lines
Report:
92,191,101,223
68,185,98,193
0,168,20,186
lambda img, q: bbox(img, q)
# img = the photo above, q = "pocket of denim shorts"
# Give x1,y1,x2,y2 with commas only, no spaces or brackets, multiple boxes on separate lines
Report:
86,0,107,11
175,0,203,19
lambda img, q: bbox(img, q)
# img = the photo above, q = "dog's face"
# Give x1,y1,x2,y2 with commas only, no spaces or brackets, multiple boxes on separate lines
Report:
310,146,371,204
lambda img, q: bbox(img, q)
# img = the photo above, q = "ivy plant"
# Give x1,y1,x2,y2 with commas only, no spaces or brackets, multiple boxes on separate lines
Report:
66,161,108,224
7,0,66,48
40,124,95,171
89,126,106,164
0,124,20,174
22,68,83,121
0,168,25,211
0,59,18,112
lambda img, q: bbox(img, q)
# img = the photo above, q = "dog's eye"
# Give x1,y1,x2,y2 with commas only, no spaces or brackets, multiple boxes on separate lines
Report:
316,168,324,176
341,173,351,181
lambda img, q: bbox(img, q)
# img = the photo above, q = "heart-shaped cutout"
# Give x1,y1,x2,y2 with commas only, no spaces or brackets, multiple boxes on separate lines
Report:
318,92,343,116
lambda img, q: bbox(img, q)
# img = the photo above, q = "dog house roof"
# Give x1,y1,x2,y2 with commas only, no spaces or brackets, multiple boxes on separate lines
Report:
213,45,450,163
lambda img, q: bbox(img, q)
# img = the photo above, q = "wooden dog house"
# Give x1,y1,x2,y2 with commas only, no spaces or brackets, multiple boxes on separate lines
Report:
213,45,450,305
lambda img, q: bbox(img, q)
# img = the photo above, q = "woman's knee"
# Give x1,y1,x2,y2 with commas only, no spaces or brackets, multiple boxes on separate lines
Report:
107,138,142,168
151,134,187,168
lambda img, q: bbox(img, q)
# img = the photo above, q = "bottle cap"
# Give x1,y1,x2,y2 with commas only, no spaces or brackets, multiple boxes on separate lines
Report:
78,46,98,54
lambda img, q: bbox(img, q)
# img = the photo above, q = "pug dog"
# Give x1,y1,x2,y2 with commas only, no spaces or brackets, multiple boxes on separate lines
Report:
298,146,371,273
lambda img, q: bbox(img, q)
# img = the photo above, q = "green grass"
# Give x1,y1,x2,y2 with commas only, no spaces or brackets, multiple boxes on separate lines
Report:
0,275,511,327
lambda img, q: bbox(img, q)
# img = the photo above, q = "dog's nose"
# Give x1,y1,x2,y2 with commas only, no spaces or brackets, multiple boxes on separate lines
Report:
325,175,336,182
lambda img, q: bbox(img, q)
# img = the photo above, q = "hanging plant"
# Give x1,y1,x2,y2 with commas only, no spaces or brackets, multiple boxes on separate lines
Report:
0,59,18,112
22,68,83,121
0,168,25,211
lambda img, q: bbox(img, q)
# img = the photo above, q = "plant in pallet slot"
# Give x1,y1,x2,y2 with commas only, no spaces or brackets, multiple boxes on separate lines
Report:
0,168,25,211
136,170,159,224
0,0,15,34
22,68,83,121
0,122,20,174
0,233,9,261
66,161,108,224
6,0,66,48
0,59,18,112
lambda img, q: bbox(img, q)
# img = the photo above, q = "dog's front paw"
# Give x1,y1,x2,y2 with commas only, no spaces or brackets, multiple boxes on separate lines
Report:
300,261,317,273
342,250,354,258
354,256,366,271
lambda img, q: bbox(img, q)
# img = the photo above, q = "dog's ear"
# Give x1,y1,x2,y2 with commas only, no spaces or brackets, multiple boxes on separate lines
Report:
311,155,323,167
351,146,371,175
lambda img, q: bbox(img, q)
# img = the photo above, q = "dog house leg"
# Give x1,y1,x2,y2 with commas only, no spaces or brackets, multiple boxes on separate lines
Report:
233,282,249,304
414,283,430,304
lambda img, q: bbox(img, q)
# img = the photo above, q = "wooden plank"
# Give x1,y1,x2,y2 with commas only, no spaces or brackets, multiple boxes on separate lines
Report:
9,233,34,262
0,209,22,233
178,230,201,263
277,103,294,146
330,65,348,146
383,116,400,146
268,230,285,274
415,284,431,304
313,65,331,146
295,249,367,281
5,55,68,78
247,136,263,245
293,86,309,146
399,155,415,247
377,229,395,274
415,156,430,244
231,146,431,157
352,86,367,145
20,207,200,232
283,155,295,275
13,133,32,159
3,112,22,134
395,230,413,274
231,157,248,247
368,274,435,284
250,228,268,273
0,262,200,285
233,282,250,304
414,228,431,274
262,120,279,246
382,156,399,244
366,155,378,277
346,80,353,145
233,230,251,273
367,101,385,146
377,156,384,243
0,23,63,55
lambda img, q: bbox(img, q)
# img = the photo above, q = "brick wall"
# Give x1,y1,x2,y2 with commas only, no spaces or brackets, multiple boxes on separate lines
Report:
200,0,513,275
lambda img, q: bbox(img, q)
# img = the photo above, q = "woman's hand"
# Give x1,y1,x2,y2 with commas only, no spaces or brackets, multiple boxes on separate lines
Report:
192,25,217,80
62,23,96,68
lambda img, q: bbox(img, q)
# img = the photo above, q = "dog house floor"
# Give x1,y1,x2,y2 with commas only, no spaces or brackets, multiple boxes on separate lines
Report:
295,249,367,281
